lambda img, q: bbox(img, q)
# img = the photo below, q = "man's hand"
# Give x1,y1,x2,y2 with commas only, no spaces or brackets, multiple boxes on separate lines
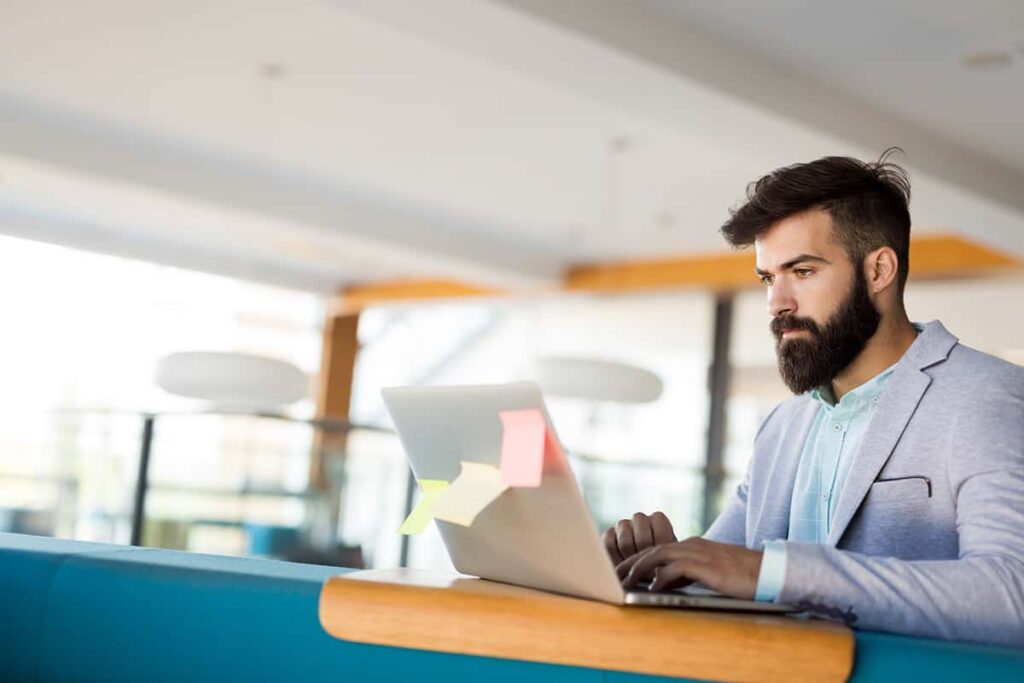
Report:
616,537,763,599
602,512,677,565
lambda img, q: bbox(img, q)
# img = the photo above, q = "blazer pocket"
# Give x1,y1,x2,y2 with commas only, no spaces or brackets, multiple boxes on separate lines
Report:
864,476,932,505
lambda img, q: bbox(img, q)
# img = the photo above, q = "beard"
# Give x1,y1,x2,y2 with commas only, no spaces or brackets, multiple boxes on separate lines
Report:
770,269,881,395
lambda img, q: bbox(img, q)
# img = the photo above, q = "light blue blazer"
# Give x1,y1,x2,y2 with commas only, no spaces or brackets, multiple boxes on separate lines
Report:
705,320,1024,647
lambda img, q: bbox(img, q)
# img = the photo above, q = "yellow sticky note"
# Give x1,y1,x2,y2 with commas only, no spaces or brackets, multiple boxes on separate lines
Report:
432,461,509,527
398,479,450,535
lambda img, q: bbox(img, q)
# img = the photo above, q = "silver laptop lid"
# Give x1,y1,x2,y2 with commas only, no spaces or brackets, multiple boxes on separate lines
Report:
382,381,624,603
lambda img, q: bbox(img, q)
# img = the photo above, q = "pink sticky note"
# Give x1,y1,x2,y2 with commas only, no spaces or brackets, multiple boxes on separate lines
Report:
499,409,548,487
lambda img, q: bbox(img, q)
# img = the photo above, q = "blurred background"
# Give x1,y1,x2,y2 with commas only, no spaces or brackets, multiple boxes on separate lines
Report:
0,0,1022,572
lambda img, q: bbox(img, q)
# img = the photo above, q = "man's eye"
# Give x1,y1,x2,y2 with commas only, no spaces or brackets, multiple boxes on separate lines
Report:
759,275,774,286
794,268,813,278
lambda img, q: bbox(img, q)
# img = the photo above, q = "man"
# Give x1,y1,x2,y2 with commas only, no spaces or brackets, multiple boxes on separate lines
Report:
604,151,1024,647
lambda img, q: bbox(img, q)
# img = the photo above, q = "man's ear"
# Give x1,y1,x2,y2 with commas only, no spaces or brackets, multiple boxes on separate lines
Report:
864,247,900,294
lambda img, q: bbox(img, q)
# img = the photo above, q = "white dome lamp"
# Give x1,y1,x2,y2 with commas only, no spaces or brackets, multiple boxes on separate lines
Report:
155,351,310,411
533,356,663,404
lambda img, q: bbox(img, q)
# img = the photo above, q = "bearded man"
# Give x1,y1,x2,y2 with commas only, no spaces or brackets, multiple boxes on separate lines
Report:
605,151,1024,647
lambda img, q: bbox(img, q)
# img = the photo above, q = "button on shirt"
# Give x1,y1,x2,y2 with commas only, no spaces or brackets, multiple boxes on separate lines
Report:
755,362,898,602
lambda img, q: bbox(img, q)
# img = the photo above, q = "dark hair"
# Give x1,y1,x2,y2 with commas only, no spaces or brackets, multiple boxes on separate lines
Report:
721,148,912,291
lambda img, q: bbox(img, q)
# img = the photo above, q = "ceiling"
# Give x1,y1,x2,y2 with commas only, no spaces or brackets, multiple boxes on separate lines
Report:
652,0,1024,176
0,0,1021,292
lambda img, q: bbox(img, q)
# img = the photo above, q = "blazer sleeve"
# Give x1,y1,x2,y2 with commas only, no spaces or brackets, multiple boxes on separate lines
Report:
702,403,783,547
776,402,1024,647
702,473,748,546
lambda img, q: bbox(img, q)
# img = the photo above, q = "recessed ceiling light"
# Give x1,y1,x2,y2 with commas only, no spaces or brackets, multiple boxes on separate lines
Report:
257,62,287,80
960,49,1013,70
567,225,587,243
655,211,677,230
608,135,633,154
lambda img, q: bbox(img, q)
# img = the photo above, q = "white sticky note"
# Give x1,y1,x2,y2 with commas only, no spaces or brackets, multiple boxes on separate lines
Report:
431,461,509,527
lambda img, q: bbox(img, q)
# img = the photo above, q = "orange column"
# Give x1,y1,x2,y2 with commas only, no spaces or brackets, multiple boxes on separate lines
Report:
311,311,360,491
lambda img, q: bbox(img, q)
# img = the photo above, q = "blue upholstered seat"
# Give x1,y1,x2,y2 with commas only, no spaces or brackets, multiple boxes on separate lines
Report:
1,533,605,682
1,532,1021,682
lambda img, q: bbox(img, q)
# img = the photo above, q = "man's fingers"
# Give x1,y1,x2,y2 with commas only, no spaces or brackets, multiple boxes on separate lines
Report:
621,545,672,587
615,546,654,579
631,513,655,552
602,527,624,565
649,561,697,592
650,512,676,545
619,537,759,598
623,546,703,588
615,519,638,559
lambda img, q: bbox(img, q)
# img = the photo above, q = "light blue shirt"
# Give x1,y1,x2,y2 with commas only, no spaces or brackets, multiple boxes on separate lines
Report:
754,361,898,601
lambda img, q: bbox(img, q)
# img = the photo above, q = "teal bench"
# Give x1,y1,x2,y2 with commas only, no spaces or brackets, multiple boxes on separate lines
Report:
1,532,1020,682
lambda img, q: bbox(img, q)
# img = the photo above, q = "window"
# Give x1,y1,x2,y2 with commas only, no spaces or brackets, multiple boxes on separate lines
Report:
0,234,324,553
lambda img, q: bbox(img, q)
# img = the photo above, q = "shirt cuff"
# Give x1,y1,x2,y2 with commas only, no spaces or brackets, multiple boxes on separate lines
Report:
755,540,788,602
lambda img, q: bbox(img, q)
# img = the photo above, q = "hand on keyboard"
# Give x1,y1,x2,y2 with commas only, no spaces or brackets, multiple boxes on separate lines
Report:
602,512,677,565
616,537,764,599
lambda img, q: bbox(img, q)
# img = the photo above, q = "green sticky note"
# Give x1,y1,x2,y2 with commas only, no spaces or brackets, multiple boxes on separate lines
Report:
399,479,450,535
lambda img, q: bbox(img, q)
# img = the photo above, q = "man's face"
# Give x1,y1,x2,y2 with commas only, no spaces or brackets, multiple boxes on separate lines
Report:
754,209,881,394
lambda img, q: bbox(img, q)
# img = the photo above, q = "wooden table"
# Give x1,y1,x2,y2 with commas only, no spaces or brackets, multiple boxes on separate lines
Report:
319,569,854,682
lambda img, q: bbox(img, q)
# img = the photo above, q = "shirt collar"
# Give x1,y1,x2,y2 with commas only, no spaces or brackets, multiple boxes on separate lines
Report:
812,360,899,409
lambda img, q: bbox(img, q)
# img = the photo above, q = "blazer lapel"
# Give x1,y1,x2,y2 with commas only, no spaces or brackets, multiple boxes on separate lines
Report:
826,363,931,546
826,320,958,545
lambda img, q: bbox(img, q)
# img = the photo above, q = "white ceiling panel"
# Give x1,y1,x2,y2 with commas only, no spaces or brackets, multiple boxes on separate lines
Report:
0,0,1020,291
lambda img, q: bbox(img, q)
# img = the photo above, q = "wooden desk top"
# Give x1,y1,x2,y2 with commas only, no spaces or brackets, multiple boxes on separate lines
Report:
319,569,853,682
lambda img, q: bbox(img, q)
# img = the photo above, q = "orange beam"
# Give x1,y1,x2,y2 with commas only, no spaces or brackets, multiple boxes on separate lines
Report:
905,234,1019,279
337,279,503,314
566,250,755,293
330,234,1020,310
566,233,1021,294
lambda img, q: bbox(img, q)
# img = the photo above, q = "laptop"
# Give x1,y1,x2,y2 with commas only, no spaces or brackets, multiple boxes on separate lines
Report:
381,381,794,613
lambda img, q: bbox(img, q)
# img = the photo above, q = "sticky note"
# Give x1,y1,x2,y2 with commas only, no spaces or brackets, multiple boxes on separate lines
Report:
398,479,450,535
499,409,547,487
432,461,509,527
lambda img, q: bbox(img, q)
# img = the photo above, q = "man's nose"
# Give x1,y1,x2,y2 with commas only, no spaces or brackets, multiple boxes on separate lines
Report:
767,280,796,319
